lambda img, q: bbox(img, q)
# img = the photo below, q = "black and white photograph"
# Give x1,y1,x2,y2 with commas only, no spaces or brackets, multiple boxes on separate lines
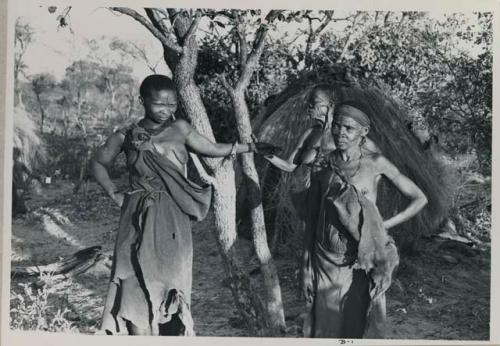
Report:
1,0,497,344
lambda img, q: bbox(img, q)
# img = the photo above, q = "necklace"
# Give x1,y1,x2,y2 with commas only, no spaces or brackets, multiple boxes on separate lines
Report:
333,150,363,180
138,118,173,136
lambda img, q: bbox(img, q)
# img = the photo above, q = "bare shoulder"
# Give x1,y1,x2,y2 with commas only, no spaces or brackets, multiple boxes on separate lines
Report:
93,131,125,163
104,130,125,148
369,153,400,179
172,119,194,136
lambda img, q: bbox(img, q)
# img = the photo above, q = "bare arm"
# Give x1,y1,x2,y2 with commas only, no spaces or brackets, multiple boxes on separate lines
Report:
377,156,428,229
264,127,317,172
90,132,125,206
301,170,322,303
181,120,252,157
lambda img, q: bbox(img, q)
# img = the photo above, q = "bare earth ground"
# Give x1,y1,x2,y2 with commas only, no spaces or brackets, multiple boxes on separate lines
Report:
9,179,490,339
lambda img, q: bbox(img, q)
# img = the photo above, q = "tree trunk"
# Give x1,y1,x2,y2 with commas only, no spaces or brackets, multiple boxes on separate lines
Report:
110,6,276,335
35,92,45,133
229,89,286,334
304,34,315,69
110,89,116,114
164,10,271,335
211,162,270,335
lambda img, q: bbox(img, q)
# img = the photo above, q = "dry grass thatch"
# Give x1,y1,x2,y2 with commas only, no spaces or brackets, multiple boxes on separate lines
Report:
255,68,453,253
13,106,47,169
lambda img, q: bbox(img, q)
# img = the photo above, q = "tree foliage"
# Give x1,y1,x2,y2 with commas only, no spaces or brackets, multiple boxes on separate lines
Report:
309,12,492,173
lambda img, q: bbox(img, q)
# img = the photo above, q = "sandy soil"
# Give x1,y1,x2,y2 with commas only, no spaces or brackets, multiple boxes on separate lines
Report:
9,180,490,340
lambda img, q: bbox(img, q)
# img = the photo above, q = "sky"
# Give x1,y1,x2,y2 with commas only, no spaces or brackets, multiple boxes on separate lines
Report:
15,4,171,80
12,4,486,82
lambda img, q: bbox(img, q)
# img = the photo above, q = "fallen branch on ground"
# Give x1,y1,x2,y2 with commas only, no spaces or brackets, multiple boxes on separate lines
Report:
11,246,110,279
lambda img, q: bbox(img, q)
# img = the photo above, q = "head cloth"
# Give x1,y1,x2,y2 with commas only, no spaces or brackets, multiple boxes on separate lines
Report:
336,104,371,128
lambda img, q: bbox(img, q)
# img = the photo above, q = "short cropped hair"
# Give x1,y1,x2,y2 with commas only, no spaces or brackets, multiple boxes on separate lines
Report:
139,74,177,99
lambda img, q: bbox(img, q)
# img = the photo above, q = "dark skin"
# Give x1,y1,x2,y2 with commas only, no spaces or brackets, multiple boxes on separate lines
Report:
301,114,428,303
264,88,336,171
92,87,275,335
264,88,379,171
91,88,257,209
330,115,428,220
93,88,250,335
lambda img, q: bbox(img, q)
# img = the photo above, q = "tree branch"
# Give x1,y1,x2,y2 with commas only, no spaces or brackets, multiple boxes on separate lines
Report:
110,7,182,53
236,22,270,91
314,10,334,36
182,10,202,47
384,12,391,25
219,73,234,92
143,8,182,68
233,11,249,70
249,25,268,62
337,12,362,63
145,8,170,33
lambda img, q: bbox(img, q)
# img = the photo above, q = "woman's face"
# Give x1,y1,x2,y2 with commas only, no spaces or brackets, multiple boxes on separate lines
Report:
308,88,331,124
331,115,368,150
142,88,178,124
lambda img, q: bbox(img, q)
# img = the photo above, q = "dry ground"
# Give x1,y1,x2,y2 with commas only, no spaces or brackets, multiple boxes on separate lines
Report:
9,179,490,340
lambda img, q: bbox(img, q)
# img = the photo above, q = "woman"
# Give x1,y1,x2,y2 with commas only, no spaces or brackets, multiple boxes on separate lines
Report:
92,74,272,335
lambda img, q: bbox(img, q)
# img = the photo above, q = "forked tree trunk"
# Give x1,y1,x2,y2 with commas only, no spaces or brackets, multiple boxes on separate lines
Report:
174,32,273,338
220,14,285,333
230,90,286,334
109,7,277,335
159,8,272,335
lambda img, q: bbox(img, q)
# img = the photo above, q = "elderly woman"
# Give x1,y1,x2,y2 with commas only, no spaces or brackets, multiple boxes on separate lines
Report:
266,101,427,338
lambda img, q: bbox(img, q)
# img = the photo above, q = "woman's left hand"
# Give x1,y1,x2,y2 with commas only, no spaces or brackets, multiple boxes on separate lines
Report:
254,142,282,156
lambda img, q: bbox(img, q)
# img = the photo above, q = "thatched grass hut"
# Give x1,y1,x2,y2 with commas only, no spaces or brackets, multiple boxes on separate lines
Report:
13,106,46,170
255,67,452,254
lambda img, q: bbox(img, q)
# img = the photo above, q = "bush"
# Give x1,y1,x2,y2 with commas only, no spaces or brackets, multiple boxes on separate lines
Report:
10,278,77,333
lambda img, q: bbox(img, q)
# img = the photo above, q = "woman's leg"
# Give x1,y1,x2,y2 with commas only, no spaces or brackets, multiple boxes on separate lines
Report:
126,320,152,335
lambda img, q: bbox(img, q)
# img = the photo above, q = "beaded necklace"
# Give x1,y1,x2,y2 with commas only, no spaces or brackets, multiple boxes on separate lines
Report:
138,118,174,136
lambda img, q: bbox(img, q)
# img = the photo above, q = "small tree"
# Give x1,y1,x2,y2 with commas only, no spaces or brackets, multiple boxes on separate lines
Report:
109,7,284,335
30,73,56,133
14,18,34,106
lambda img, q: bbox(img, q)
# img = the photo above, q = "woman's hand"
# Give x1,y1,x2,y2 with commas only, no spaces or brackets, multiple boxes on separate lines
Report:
263,155,296,172
110,192,125,208
301,266,314,304
254,142,282,156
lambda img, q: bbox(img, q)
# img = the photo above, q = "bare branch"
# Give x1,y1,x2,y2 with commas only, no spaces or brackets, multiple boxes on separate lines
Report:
303,10,335,68
219,74,234,92
182,10,202,47
307,16,314,36
304,16,322,22
337,12,362,63
110,7,182,53
144,8,182,68
331,16,356,22
153,8,169,19
250,25,268,59
233,10,249,69
384,12,391,25
145,8,170,33
314,10,334,36
399,12,410,27
236,24,270,91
